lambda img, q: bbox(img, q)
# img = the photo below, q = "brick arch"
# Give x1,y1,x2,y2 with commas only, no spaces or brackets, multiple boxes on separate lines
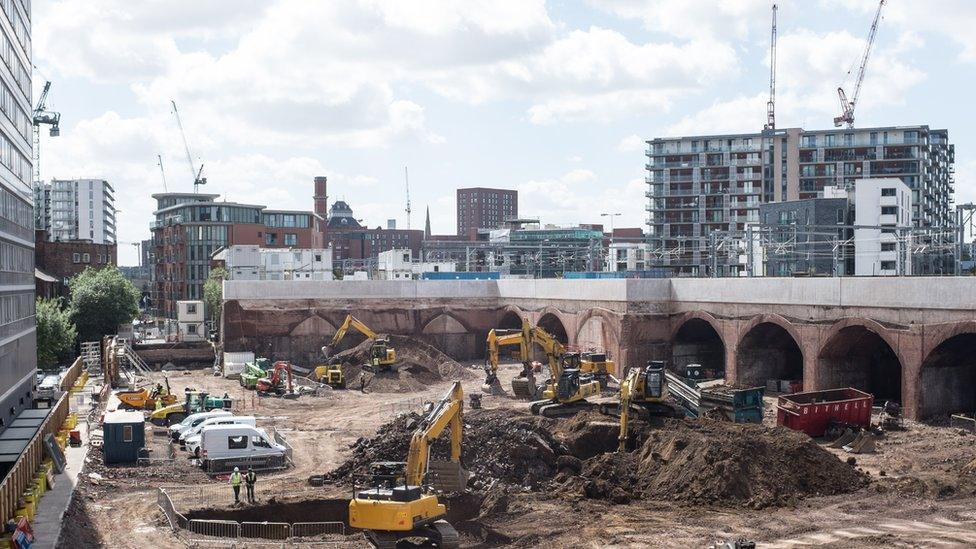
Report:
289,314,336,337
498,306,526,329
420,311,473,335
575,307,621,355
816,317,905,402
536,308,570,344
918,321,976,418
921,320,976,360
669,310,725,345
735,313,804,355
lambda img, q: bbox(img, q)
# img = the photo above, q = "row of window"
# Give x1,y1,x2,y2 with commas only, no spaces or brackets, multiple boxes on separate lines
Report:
0,76,29,144
265,233,298,246
0,127,31,186
185,225,228,243
71,252,111,265
0,0,30,57
263,213,310,228
0,183,29,230
0,239,29,272
0,291,32,325
0,18,29,98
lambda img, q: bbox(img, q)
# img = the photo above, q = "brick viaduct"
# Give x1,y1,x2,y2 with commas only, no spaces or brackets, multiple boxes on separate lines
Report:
221,277,976,420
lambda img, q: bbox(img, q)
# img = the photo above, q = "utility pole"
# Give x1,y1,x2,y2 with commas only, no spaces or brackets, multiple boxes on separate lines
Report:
404,167,412,230
956,203,975,275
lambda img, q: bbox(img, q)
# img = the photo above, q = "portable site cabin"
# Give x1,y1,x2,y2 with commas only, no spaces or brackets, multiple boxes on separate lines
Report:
103,411,145,464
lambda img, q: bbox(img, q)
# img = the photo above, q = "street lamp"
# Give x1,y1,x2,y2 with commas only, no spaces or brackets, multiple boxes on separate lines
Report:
601,212,621,270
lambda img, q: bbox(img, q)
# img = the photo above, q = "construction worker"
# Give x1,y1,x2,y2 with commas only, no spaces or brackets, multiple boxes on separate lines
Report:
230,467,242,504
245,467,257,503
359,370,367,393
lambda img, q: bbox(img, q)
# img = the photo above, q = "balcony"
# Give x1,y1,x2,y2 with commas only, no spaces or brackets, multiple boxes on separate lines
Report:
879,214,898,225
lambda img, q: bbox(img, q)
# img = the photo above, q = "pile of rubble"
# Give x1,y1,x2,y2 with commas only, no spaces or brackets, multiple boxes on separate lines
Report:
331,335,472,393
325,407,866,512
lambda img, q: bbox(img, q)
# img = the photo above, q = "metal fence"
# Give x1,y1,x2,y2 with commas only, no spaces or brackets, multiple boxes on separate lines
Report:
189,519,241,539
291,522,346,538
157,488,189,530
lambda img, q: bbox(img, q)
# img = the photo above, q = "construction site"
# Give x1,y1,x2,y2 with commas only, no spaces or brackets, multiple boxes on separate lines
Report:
43,275,976,548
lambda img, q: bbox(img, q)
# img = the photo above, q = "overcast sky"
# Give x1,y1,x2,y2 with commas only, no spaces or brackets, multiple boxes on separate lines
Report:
32,0,976,265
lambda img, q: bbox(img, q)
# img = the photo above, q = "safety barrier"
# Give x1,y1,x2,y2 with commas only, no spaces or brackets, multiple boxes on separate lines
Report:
291,522,346,538
241,521,290,540
189,519,242,539
157,488,188,530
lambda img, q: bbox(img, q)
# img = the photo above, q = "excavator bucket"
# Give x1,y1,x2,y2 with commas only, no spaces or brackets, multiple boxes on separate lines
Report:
829,428,857,449
511,377,537,400
482,376,505,396
428,461,468,493
843,432,876,454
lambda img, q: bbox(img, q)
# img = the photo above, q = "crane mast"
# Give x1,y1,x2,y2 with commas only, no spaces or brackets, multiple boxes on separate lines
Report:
404,166,412,230
834,0,885,128
157,154,168,192
764,4,777,131
32,81,62,186
170,100,207,192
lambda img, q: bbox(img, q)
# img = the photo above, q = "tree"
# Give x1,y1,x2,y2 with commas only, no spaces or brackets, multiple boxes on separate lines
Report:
36,298,77,370
204,267,228,324
69,266,140,343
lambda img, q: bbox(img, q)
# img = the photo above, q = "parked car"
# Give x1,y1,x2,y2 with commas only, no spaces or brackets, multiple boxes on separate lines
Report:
36,374,61,401
198,424,286,466
168,410,233,441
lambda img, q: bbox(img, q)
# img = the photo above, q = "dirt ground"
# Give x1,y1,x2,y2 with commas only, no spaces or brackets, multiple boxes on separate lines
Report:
58,361,976,548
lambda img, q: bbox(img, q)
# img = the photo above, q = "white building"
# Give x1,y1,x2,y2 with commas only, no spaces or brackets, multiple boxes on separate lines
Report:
377,249,454,280
34,179,116,243
176,300,205,342
854,178,913,276
605,241,650,272
213,245,334,281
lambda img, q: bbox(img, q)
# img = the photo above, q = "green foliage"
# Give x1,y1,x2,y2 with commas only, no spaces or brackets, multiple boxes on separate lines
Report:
36,298,77,370
68,266,140,343
204,267,228,322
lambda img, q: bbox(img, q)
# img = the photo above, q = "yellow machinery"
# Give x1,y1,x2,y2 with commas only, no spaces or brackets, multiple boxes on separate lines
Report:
604,361,678,451
482,321,532,395
349,381,465,548
320,314,396,375
313,363,345,389
116,378,177,410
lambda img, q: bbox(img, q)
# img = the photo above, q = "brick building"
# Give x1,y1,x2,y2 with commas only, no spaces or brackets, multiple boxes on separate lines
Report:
456,187,517,238
150,193,323,317
34,229,118,297
324,199,423,264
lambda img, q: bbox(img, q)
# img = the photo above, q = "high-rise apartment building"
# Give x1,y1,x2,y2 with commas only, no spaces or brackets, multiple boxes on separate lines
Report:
34,179,116,244
456,187,517,238
0,0,38,423
854,178,913,276
646,125,954,276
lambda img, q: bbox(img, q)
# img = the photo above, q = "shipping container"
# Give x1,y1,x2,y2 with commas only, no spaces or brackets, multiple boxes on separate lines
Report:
103,410,146,464
776,388,874,437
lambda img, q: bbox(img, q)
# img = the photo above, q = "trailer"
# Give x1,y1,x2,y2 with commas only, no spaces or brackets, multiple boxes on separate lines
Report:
776,388,873,437
665,371,764,424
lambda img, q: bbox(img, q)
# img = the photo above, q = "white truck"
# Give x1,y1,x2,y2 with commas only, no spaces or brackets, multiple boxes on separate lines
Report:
198,424,288,473
168,410,233,441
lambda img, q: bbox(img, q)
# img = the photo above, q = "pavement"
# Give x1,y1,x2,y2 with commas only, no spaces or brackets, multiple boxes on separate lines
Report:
30,390,93,549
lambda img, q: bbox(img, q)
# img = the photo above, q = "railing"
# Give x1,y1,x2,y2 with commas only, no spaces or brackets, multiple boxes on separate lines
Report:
0,391,69,524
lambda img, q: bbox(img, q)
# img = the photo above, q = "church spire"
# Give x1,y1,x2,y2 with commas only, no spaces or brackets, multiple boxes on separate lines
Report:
424,205,432,239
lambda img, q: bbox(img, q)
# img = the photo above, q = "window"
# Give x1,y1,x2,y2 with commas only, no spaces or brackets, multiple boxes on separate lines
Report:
72,253,80,263
123,425,133,443
881,206,897,215
284,233,297,246
881,188,896,197
265,233,277,245
251,435,271,448
82,253,90,263
187,324,197,334
881,242,896,252
824,134,836,147
314,254,322,262
880,261,896,270
228,435,248,449
187,303,197,314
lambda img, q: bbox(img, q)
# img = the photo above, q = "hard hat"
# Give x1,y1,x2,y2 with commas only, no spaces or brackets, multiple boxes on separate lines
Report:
234,467,239,472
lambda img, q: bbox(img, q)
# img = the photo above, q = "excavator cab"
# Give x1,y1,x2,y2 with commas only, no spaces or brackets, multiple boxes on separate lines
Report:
642,361,666,399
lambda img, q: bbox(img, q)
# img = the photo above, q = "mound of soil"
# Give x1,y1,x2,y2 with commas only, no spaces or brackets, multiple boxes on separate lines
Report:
332,335,473,393
325,407,865,512
561,419,868,508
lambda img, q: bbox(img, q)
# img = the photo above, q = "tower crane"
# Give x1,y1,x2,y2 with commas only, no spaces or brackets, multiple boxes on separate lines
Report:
833,0,885,128
32,81,61,186
170,100,207,192
404,166,412,230
764,4,777,131
157,154,169,192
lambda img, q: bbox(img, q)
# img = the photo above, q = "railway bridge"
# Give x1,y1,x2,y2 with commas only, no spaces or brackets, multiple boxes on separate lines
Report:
221,277,976,420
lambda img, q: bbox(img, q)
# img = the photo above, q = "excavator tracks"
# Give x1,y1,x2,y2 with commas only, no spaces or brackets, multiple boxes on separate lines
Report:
531,399,594,418
432,519,460,549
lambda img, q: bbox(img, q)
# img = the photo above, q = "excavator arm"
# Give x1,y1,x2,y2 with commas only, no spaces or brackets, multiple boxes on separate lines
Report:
617,367,639,451
483,329,529,392
529,327,567,382
324,314,379,360
404,381,464,487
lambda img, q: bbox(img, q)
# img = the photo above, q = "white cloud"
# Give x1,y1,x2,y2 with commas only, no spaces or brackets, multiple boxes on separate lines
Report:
517,169,645,229
617,134,645,152
589,0,775,41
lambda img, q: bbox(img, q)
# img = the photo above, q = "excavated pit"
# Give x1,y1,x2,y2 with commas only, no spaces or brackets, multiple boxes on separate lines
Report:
331,334,475,393
185,497,354,528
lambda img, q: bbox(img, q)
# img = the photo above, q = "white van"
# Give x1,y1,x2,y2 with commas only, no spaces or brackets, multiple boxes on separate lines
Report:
168,410,233,441
198,424,286,465
179,415,256,445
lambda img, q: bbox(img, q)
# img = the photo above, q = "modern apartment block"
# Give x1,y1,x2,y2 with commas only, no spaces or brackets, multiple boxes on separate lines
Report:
759,197,852,276
0,0,37,425
34,179,116,244
456,187,517,238
646,125,954,276
150,193,323,317
854,178,913,276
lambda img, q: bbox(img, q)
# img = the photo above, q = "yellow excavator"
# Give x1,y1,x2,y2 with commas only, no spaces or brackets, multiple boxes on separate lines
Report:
604,360,679,451
483,318,602,417
316,315,397,384
116,378,178,410
348,381,465,548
